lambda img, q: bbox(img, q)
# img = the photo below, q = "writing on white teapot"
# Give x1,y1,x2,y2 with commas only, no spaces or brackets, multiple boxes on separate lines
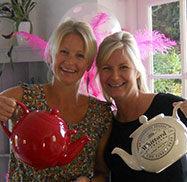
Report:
112,103,187,173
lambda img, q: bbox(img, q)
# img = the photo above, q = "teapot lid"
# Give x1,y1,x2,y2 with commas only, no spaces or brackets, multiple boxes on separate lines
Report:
28,108,66,127
130,114,164,138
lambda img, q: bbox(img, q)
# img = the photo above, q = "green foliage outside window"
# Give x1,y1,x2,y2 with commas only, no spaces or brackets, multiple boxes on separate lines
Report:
152,1,181,96
153,48,181,75
152,2,180,42
153,48,182,96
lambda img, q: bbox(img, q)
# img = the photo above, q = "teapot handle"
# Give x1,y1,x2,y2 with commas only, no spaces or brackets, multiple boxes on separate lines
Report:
0,101,29,137
172,103,182,119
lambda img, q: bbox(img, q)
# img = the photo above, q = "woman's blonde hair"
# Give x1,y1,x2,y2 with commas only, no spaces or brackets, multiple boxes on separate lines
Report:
96,31,149,102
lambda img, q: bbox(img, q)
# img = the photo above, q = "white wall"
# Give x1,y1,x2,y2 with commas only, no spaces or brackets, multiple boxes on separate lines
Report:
98,0,138,33
35,0,98,40
0,0,138,46
98,0,126,28
0,0,98,46
35,0,131,40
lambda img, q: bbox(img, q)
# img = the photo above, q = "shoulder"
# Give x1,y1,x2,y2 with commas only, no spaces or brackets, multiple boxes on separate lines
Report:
19,82,48,99
151,93,187,123
21,82,45,92
154,93,185,106
156,92,185,101
89,96,113,124
21,83,49,111
0,86,24,101
90,96,111,106
90,96,112,113
0,82,46,101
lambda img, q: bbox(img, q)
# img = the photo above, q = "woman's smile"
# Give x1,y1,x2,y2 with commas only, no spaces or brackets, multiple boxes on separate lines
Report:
107,82,125,87
60,66,77,73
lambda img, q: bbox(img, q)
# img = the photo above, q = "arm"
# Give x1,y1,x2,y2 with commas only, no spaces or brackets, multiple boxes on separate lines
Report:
0,86,24,124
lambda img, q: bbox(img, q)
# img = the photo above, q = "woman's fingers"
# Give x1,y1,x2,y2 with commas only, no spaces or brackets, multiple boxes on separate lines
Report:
0,96,16,122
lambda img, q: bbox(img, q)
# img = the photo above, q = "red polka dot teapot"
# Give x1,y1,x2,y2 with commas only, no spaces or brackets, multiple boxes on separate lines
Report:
0,102,91,169
112,103,187,173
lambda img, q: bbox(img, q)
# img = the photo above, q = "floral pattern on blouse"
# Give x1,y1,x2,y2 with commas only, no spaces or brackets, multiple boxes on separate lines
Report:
8,83,112,182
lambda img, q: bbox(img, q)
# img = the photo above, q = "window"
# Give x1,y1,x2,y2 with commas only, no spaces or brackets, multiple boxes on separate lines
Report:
137,0,187,98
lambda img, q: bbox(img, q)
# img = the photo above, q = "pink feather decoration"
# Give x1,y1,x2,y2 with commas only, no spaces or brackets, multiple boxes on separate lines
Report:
90,12,110,45
4,173,8,181
80,13,111,99
134,29,176,60
11,31,48,59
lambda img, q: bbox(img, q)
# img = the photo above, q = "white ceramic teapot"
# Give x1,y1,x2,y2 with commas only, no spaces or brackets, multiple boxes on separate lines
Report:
112,103,187,173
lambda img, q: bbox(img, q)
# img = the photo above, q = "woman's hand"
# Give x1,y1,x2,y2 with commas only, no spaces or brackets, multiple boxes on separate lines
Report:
73,176,91,182
173,101,187,118
0,95,16,122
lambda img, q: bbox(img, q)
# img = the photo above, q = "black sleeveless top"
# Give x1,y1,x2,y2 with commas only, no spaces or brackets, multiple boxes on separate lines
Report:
104,93,187,182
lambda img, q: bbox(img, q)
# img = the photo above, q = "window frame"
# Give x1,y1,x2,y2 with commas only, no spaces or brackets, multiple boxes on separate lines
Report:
137,0,187,98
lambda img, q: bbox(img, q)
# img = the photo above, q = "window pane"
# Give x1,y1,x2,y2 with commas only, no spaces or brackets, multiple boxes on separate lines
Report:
153,48,181,74
154,79,182,96
152,1,181,75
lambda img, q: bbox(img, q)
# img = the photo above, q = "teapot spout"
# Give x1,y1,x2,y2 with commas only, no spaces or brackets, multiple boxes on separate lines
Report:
112,147,142,171
57,135,91,166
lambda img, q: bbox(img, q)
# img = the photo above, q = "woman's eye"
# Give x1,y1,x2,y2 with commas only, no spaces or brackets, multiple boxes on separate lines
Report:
77,54,85,59
120,65,128,70
102,67,111,71
60,50,68,55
